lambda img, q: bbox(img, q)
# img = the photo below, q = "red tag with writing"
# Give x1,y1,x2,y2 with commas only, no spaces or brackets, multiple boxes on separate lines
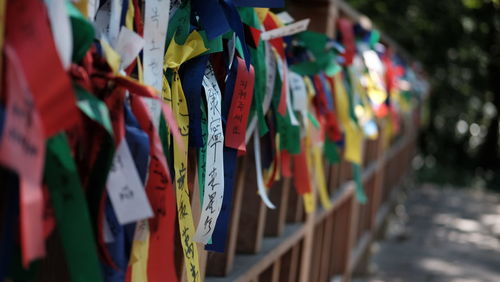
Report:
225,56,255,152
0,46,46,267
5,0,79,137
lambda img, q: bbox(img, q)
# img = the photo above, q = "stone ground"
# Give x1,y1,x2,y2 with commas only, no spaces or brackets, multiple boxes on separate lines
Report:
353,184,500,282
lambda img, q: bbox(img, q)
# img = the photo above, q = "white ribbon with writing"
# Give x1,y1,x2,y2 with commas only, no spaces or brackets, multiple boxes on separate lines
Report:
194,63,225,243
260,18,310,41
143,0,170,128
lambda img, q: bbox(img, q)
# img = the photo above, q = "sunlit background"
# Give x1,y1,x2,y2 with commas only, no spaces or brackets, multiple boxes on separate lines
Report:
348,0,500,189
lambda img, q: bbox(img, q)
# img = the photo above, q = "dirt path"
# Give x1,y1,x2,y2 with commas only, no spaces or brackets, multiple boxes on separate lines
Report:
355,184,500,282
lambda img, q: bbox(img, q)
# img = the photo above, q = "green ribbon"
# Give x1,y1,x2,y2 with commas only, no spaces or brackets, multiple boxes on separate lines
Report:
198,97,208,206
166,1,191,46
67,2,95,63
353,163,367,203
238,7,268,135
324,138,340,164
44,134,104,282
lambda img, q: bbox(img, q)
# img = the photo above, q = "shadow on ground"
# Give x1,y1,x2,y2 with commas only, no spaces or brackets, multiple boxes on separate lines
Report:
354,184,500,282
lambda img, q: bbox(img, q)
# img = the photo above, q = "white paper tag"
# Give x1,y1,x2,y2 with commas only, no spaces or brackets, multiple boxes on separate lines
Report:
194,64,225,243
260,19,310,41
253,131,276,209
106,141,153,225
276,11,295,24
115,27,144,70
45,0,73,69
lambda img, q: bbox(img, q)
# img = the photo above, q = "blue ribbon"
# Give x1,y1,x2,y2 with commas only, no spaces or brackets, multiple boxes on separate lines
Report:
180,54,210,148
192,0,252,68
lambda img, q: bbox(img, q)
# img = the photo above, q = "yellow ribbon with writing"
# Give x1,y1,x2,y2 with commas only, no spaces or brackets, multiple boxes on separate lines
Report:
164,31,207,282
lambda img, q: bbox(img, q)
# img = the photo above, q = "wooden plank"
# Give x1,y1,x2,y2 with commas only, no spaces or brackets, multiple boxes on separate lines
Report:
265,178,291,237
279,242,301,282
258,265,273,282
344,195,360,280
309,223,324,282
205,224,306,282
236,147,267,254
329,200,349,277
271,260,281,282
319,213,335,282
206,157,248,276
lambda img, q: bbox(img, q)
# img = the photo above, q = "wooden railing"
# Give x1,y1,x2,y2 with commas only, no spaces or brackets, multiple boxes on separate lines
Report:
30,1,422,281
197,104,419,282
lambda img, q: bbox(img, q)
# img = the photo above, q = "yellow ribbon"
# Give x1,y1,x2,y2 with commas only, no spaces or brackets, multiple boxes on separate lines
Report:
130,220,150,282
164,31,207,282
302,122,315,213
333,73,363,165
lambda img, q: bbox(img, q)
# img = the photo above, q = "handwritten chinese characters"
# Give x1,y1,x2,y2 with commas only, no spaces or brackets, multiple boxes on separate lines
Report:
194,64,225,243
225,57,255,151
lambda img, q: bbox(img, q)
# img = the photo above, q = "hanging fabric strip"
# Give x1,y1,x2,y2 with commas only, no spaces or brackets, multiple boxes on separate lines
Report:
277,56,299,125
129,220,150,282
143,0,171,128
245,41,276,144
205,56,239,253
44,134,103,282
313,144,331,209
253,131,276,209
108,0,123,45
225,56,255,151
0,46,46,267
260,18,310,40
353,163,367,203
164,31,207,282
5,0,79,137
198,98,208,207
129,95,178,282
44,0,73,69
333,73,363,165
194,64,225,243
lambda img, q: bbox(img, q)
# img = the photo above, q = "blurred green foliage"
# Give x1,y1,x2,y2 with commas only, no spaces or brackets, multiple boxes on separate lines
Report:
348,0,500,189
